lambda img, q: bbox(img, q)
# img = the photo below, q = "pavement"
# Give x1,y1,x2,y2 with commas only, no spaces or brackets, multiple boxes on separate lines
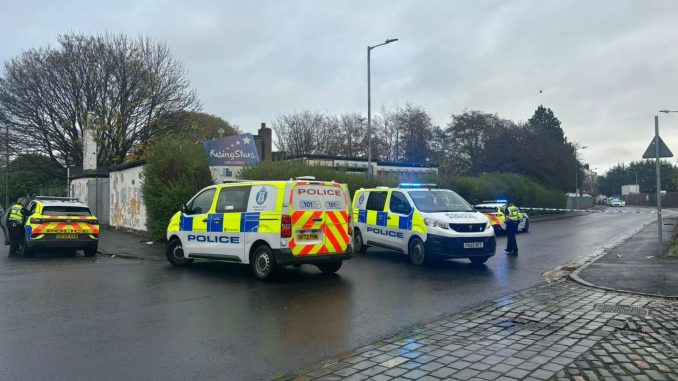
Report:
573,216,678,298
279,212,678,381
97,226,164,261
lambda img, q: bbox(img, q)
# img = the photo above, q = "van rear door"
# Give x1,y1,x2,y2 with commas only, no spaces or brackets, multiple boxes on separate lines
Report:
289,182,350,256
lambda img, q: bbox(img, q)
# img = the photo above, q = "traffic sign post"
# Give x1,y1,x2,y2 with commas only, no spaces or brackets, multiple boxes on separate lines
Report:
643,116,673,257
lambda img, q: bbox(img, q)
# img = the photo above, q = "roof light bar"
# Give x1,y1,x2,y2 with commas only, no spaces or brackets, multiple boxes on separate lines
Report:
398,183,438,189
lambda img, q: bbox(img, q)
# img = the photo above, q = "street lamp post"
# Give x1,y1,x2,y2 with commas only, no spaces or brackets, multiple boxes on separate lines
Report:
367,38,398,179
574,145,587,210
4,122,8,209
656,110,678,256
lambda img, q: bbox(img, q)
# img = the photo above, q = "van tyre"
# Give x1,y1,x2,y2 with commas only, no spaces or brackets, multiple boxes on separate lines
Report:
470,256,490,265
252,244,276,280
408,237,428,266
166,238,193,267
317,261,342,274
354,229,367,253
84,247,97,257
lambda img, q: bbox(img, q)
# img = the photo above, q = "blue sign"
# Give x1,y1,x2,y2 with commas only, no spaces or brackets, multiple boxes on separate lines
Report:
204,133,260,166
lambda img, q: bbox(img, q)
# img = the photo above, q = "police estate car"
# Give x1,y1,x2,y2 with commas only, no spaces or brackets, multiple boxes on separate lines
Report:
166,177,353,280
352,183,496,265
474,201,530,233
20,197,100,257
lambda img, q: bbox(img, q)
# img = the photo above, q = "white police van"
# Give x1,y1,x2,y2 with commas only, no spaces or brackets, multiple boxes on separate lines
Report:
352,183,496,265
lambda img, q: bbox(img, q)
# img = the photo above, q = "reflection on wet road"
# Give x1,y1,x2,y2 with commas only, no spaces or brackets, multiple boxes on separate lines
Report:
0,208,658,380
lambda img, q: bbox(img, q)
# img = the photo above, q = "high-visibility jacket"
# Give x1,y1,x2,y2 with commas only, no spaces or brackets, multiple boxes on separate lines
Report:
8,203,24,222
506,205,519,221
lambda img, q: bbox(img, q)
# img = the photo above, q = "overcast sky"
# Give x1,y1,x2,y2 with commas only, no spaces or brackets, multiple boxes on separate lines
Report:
2,0,678,173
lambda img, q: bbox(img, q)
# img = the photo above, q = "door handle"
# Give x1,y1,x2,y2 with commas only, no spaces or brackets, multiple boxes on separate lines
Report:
212,219,221,223
313,218,323,222
387,216,392,220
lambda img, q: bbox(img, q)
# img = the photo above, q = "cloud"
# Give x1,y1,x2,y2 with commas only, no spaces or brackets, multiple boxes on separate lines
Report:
2,0,678,173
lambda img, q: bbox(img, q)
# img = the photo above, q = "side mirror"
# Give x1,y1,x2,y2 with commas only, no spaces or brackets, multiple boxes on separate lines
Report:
180,203,188,213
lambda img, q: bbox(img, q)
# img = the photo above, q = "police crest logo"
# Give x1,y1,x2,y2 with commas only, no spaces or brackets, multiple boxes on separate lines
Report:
358,193,365,206
256,187,268,205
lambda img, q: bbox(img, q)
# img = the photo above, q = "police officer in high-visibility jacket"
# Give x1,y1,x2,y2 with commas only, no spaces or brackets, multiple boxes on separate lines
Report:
504,202,519,255
7,197,26,257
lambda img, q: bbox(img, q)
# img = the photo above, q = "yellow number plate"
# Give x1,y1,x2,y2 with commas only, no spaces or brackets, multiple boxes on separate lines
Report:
297,233,319,241
56,234,79,239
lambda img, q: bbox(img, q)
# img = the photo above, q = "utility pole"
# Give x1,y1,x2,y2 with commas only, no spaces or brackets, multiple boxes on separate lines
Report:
654,115,662,257
4,121,8,209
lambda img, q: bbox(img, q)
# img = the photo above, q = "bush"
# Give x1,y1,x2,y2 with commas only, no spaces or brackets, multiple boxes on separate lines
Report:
142,137,213,241
238,161,400,198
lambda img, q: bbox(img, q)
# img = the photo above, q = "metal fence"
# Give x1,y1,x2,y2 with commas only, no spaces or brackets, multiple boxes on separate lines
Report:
86,178,110,226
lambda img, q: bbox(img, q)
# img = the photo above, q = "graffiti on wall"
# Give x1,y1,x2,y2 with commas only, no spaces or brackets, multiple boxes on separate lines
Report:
110,165,146,231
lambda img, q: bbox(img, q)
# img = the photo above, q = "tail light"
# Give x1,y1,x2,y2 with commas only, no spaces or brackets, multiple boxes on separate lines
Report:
281,214,292,238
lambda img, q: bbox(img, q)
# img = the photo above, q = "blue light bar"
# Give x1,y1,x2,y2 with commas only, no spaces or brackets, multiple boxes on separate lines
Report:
495,199,508,203
399,183,438,188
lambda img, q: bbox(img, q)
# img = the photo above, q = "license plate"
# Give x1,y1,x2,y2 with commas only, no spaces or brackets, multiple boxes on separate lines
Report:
297,233,319,241
464,242,483,249
56,234,78,240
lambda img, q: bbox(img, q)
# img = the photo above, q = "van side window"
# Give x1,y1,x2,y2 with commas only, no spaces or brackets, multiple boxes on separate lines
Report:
389,192,412,215
216,186,251,213
187,189,216,215
366,192,387,211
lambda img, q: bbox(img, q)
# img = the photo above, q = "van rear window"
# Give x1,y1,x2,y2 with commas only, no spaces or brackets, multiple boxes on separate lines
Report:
42,206,92,216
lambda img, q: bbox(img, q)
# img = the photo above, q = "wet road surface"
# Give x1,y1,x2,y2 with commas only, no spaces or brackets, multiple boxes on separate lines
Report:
0,208,657,380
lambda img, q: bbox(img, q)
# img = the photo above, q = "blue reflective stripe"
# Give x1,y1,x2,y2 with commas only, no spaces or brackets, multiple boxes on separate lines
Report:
398,213,413,230
180,215,193,231
358,209,367,224
25,225,32,241
240,212,260,232
376,211,388,227
208,213,224,232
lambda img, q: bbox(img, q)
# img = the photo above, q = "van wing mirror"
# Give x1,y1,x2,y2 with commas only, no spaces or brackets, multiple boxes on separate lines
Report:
180,203,188,214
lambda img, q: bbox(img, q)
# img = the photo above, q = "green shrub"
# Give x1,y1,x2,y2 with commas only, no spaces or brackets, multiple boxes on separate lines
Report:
142,137,213,241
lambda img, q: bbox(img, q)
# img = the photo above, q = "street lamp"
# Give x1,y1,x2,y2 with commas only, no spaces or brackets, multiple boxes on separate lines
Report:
367,38,398,179
655,110,678,255
574,145,587,209
4,121,7,209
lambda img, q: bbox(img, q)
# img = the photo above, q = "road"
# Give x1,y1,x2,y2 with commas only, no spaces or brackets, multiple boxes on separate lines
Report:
0,208,658,380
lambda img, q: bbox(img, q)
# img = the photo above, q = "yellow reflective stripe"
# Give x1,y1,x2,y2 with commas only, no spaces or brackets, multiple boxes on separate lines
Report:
221,213,241,232
412,211,426,233
259,212,280,233
366,210,378,225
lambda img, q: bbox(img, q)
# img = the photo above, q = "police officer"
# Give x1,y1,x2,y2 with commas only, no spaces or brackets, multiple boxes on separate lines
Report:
504,202,519,255
7,197,27,257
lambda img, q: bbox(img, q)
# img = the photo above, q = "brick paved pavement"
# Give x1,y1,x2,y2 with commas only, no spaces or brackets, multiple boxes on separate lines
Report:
280,281,678,380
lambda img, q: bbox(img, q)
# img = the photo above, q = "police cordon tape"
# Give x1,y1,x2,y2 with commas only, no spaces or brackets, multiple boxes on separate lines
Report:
519,207,658,214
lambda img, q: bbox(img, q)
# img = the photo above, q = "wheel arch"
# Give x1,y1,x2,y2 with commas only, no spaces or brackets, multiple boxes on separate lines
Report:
248,239,273,264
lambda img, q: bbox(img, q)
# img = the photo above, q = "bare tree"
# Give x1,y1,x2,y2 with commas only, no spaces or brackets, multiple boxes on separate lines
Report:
0,33,199,167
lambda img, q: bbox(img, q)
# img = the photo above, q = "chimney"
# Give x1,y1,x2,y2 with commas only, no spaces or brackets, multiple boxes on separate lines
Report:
258,122,272,161
83,112,97,170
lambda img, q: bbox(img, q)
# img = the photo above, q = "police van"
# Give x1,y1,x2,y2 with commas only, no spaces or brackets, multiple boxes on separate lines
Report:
166,177,352,279
352,183,496,265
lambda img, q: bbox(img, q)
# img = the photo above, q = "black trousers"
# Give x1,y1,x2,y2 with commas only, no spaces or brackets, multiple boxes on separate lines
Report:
8,220,24,255
506,220,519,253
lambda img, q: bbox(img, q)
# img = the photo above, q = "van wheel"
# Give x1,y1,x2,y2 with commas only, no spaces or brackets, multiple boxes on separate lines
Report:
470,256,490,265
317,261,342,274
408,237,427,266
84,247,97,257
252,244,276,280
354,230,367,253
166,238,193,267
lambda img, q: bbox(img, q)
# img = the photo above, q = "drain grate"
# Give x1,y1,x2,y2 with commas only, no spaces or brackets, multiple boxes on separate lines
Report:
594,304,649,316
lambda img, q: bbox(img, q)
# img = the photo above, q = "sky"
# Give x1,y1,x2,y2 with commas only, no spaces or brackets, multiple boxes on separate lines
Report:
2,0,678,174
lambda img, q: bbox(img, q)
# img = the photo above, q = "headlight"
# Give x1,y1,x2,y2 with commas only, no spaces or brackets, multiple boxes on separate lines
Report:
424,218,448,229
485,221,492,230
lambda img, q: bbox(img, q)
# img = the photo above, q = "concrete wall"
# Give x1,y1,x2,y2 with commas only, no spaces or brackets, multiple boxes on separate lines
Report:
110,165,147,231
70,178,89,204
566,196,594,210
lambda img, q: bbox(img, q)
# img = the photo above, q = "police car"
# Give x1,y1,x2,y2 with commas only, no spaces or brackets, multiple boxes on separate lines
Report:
607,196,625,207
166,177,353,280
20,197,100,257
474,201,530,233
352,183,496,265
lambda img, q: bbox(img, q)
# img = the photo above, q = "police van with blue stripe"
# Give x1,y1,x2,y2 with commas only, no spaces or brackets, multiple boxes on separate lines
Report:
166,178,353,279
352,183,496,265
